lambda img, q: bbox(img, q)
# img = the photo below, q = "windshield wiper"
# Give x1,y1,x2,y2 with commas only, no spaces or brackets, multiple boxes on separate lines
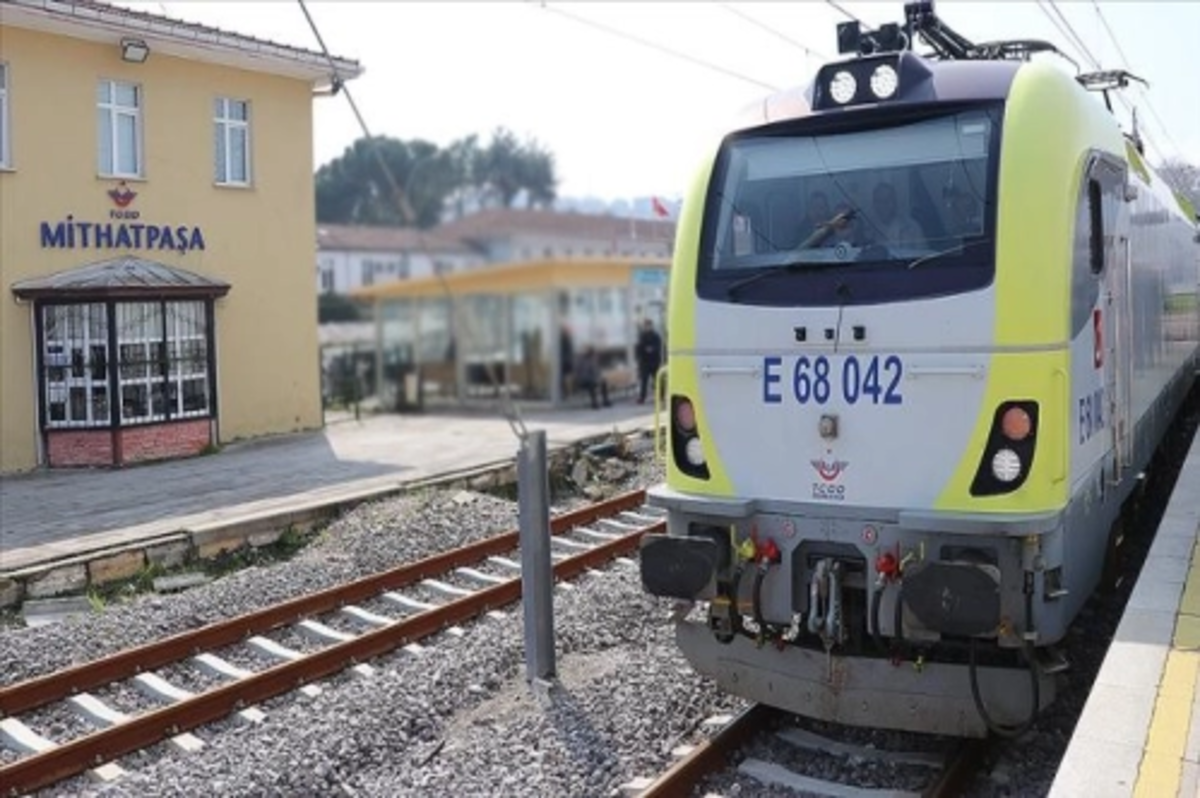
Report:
726,261,841,300
907,237,993,270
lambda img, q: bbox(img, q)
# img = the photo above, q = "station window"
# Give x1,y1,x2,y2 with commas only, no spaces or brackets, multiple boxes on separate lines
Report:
42,304,109,427
214,97,251,186
0,62,9,168
97,80,142,178
41,300,211,428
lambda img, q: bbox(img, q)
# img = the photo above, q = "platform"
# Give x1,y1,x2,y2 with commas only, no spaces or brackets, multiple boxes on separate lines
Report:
1051,430,1200,798
0,404,655,578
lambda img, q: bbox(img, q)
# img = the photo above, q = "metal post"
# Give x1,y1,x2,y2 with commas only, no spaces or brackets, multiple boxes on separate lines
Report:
518,429,556,681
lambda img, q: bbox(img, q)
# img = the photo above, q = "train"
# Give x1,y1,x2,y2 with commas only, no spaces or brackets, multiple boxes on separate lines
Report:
639,1,1200,738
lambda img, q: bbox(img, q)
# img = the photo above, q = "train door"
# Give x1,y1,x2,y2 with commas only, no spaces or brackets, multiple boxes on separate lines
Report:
1091,158,1133,478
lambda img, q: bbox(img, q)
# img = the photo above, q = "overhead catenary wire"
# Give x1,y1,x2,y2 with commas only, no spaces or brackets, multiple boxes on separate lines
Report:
823,0,874,33
1089,1,1188,165
718,3,833,63
297,0,528,439
536,2,778,92
1035,1,1168,157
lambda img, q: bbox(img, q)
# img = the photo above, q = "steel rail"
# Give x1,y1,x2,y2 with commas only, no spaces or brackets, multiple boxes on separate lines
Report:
0,489,648,717
0,513,663,795
639,703,778,798
922,737,991,798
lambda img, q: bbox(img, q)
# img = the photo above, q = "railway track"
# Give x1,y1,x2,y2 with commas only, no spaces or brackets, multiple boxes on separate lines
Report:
634,703,990,798
0,489,664,796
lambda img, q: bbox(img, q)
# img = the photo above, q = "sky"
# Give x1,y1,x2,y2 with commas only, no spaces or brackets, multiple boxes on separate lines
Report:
126,1,1200,202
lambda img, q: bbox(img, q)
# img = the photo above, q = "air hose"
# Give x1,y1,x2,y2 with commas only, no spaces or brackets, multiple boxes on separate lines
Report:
968,590,1040,738
752,565,768,636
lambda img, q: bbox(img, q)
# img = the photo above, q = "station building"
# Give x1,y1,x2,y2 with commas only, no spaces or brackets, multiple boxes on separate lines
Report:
0,0,361,473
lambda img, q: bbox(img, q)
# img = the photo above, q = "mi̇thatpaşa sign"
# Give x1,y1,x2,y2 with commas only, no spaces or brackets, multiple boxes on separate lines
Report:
37,181,206,254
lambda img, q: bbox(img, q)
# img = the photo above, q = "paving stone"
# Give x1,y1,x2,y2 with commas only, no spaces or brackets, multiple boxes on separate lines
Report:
0,577,23,608
87,550,145,585
25,564,87,598
152,573,212,593
22,596,93,627
145,540,191,569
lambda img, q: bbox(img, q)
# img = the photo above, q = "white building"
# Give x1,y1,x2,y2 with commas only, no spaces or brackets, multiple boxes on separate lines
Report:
316,209,676,296
316,224,484,295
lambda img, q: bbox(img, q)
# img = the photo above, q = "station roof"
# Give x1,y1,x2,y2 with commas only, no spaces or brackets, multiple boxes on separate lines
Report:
0,0,362,89
317,224,475,255
436,208,676,243
12,255,231,301
353,257,671,302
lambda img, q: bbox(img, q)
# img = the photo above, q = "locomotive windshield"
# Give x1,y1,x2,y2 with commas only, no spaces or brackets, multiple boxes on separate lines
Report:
699,105,1003,306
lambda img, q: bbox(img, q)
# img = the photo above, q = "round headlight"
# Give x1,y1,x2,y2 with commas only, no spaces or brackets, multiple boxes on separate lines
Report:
870,64,898,99
685,437,706,466
829,71,857,104
991,449,1022,483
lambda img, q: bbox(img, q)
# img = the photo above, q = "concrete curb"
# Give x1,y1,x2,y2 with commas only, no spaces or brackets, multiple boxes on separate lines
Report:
0,428,651,611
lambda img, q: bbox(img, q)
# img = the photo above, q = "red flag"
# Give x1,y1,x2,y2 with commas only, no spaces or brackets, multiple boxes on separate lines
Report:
651,196,670,218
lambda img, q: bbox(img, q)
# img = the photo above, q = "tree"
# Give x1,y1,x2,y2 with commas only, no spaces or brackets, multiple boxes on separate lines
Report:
473,127,557,210
314,128,558,226
315,137,460,228
1158,158,1200,217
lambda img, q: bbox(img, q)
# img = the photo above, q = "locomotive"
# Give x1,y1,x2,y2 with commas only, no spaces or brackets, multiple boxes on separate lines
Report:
639,1,1200,737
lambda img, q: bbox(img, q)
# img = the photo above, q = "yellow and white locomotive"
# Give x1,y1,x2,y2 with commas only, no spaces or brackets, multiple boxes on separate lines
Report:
640,1,1200,737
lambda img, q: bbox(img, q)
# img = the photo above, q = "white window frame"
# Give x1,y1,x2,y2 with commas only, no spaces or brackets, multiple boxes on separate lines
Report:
0,62,10,168
42,303,111,429
97,79,143,178
214,97,251,186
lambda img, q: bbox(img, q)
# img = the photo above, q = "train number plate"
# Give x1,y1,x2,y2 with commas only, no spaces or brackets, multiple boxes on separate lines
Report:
761,355,904,406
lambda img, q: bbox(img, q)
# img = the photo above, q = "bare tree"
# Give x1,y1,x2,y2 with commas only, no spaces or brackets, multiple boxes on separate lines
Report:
1158,157,1200,216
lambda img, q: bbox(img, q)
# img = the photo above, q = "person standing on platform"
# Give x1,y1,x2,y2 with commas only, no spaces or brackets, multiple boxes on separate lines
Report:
636,318,663,405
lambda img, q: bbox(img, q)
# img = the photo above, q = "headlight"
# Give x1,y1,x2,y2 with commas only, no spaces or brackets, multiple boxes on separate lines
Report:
991,449,1022,483
685,437,706,466
869,64,898,99
829,71,857,104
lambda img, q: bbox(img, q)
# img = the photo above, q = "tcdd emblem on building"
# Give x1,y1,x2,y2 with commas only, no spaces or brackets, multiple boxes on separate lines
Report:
107,181,138,209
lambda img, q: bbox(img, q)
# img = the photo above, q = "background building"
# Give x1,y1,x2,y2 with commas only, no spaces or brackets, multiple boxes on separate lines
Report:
0,0,361,472
316,208,676,296
316,224,484,295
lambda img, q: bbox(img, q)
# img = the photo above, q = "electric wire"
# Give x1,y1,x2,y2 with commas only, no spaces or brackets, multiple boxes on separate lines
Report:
1090,1,1188,164
719,3,833,63
536,2,778,92
824,0,874,33
297,0,528,439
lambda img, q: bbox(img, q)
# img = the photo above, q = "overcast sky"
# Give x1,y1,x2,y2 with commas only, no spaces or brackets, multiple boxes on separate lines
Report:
129,1,1200,201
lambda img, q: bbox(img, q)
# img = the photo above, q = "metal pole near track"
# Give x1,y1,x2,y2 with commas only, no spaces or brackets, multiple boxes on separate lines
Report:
518,429,556,681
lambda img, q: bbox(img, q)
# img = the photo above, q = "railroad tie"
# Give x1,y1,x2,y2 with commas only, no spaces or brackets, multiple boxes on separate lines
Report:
68,693,205,753
486,556,522,571
243,638,322,698
295,620,375,676
738,758,922,798
0,717,126,782
549,536,593,552
573,527,622,542
340,605,396,628
188,654,270,721
775,727,943,768
382,591,439,612
454,567,508,586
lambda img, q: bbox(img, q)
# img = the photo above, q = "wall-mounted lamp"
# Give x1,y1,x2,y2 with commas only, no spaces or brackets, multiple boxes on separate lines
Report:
120,38,150,64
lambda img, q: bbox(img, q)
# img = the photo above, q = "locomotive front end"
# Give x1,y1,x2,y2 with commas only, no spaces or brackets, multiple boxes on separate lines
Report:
635,8,1104,737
